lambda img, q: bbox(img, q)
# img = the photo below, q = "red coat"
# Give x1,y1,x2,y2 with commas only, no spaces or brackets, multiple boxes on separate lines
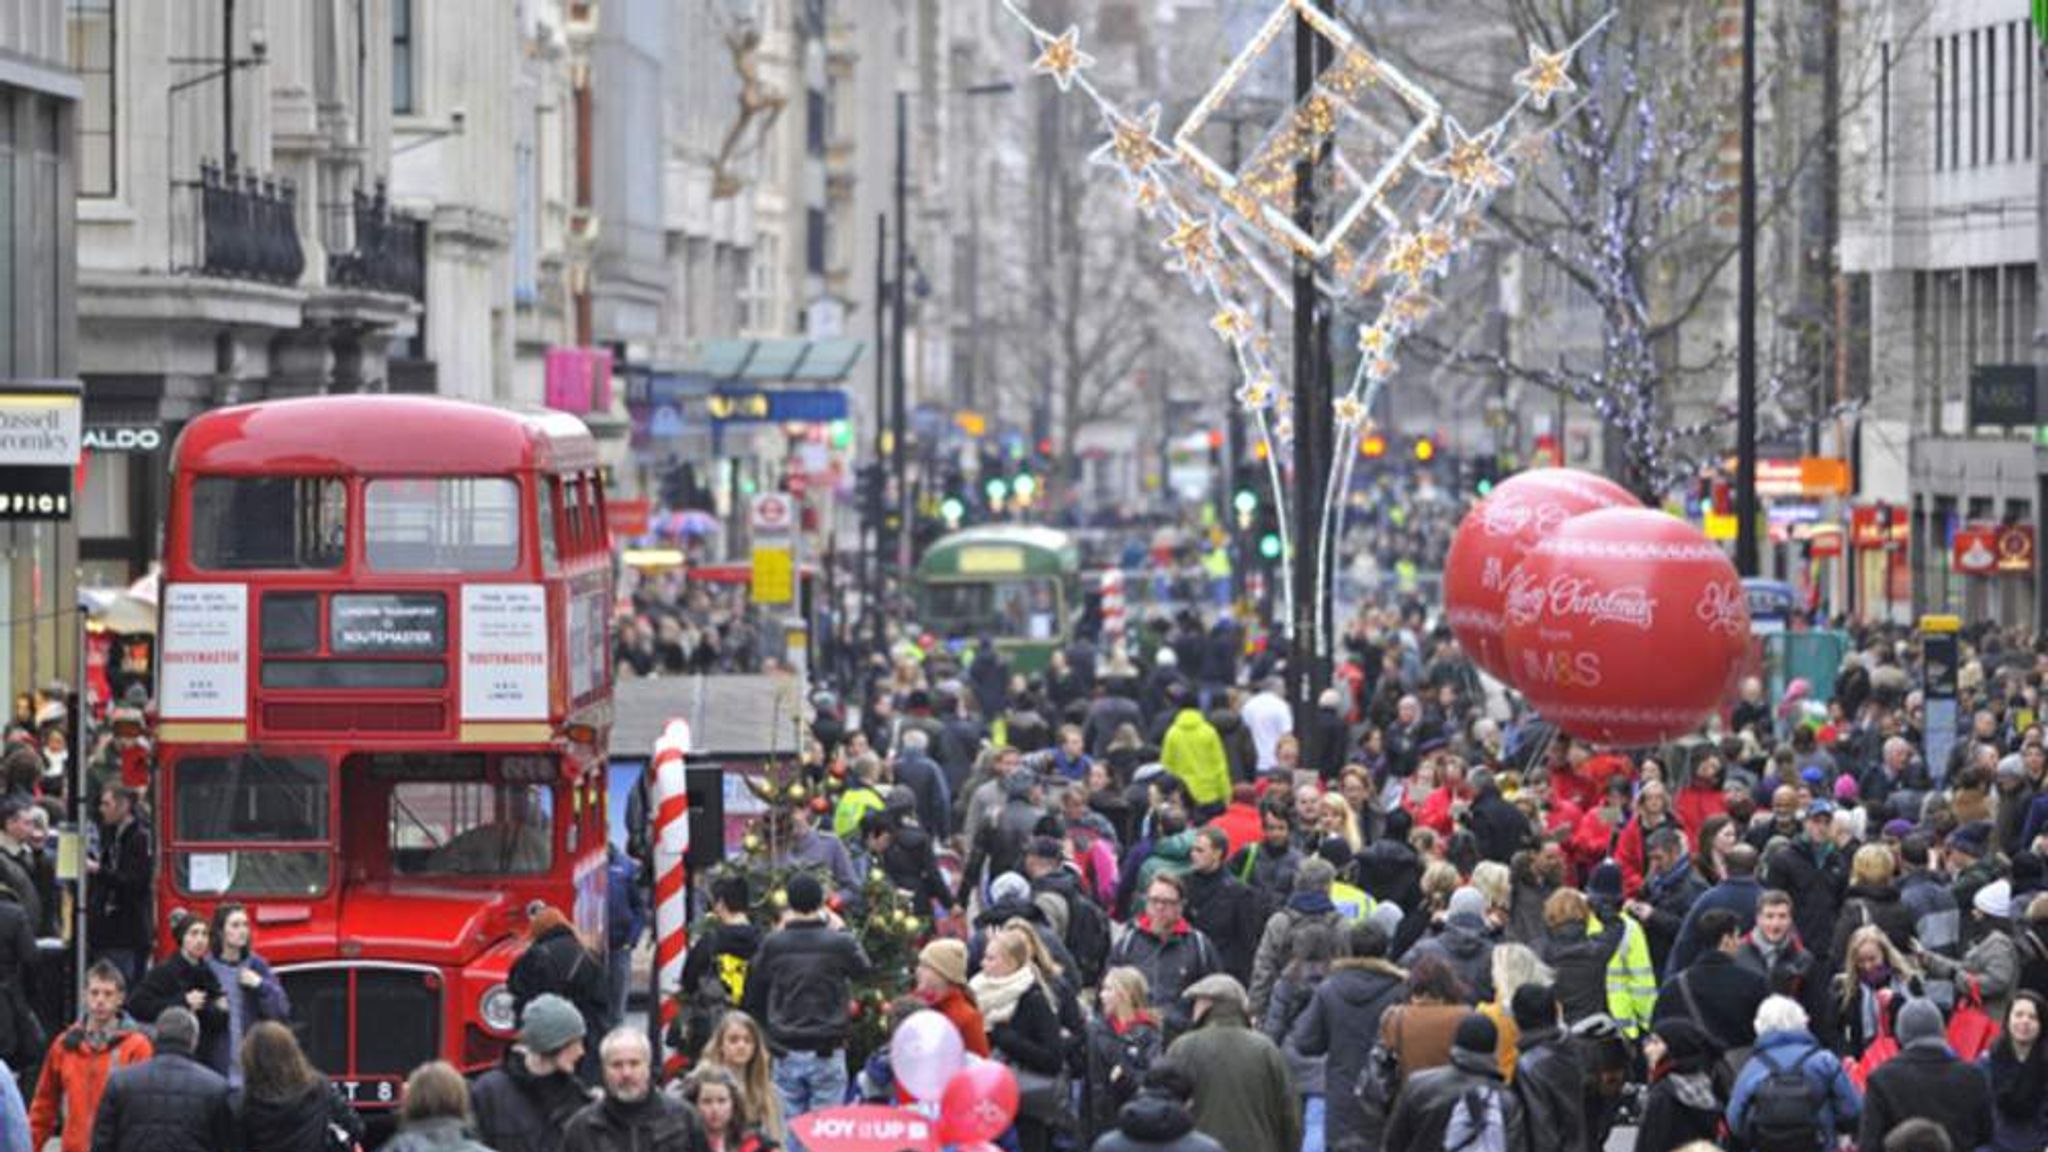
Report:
1417,785,1471,839
1567,806,1623,879
1674,782,1727,845
1541,797,1585,842
1609,814,1679,897
1206,803,1263,858
922,983,991,1057
1556,754,1633,815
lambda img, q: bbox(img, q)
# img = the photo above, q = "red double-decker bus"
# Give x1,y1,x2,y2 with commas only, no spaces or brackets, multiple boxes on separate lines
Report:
153,395,614,1106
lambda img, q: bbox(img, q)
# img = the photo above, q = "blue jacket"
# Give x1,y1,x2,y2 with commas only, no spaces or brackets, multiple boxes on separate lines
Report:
1666,876,1764,976
1725,1028,1861,1148
605,847,647,951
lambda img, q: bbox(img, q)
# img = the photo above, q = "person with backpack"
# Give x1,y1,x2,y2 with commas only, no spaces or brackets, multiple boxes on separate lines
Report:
1247,857,1347,1019
1023,838,1112,988
1856,997,1995,1152
1725,994,1861,1152
1382,1014,1526,1152
1182,828,1262,985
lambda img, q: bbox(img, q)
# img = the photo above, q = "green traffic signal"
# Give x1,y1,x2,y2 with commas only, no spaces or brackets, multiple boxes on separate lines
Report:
1014,473,1038,499
1259,532,1282,560
941,496,965,522
1476,478,1494,496
1233,488,1258,515
985,476,1009,501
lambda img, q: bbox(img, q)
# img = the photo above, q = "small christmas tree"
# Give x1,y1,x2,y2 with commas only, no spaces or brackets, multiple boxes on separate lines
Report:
671,761,931,1069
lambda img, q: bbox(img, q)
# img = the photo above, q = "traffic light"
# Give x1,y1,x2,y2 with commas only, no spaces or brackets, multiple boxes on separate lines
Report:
1473,455,1502,496
1013,471,1038,502
985,476,1009,504
1413,437,1436,463
1258,531,1282,561
1360,434,1387,459
940,495,965,526
1232,486,1258,527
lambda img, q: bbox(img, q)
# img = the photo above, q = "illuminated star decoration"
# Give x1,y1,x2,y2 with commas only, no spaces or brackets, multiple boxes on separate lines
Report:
1513,43,1578,111
1332,394,1369,427
1236,373,1276,410
1431,121,1514,208
1356,323,1394,359
1210,305,1254,346
1383,229,1450,288
1090,103,1172,179
1161,213,1219,289
1031,25,1096,93
1131,176,1168,218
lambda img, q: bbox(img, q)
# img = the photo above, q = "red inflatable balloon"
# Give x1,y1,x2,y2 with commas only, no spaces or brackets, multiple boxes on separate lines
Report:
1444,468,1639,678
937,1059,1019,1146
1500,508,1748,747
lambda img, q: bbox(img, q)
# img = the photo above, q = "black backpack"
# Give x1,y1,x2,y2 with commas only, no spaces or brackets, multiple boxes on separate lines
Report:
1744,1045,1823,1152
1044,878,1112,987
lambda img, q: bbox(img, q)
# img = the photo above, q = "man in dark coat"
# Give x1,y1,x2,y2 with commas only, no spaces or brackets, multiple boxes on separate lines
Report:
1401,886,1497,1004
87,785,152,987
1109,874,1224,1013
88,1007,232,1152
1856,997,1995,1152
1510,984,1587,1152
1182,828,1262,985
1626,826,1709,977
1650,908,1769,1057
1763,802,1848,965
740,874,871,1120
1734,890,1832,1045
1089,1063,1225,1152
561,1027,709,1152
1465,768,1531,864
889,729,952,841
473,994,598,1152
968,637,1010,720
1666,843,1766,975
1382,1014,1526,1152
1286,921,1407,1152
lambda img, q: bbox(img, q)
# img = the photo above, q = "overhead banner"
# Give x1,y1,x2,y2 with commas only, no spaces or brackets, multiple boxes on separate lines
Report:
160,584,249,720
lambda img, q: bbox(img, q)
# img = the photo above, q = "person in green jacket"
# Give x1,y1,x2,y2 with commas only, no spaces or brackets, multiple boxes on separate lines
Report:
1161,709,1231,815
1167,974,1301,1152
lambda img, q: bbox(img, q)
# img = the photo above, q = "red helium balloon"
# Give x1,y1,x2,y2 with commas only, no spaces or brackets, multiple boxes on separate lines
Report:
1501,508,1748,747
1444,469,1639,678
937,1060,1019,1145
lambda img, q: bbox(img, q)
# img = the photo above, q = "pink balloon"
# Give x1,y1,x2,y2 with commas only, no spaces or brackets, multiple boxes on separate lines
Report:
938,1060,1019,1145
889,1010,966,1103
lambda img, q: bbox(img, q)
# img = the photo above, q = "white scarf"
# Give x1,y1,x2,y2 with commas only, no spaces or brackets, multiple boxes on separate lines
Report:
969,965,1039,1026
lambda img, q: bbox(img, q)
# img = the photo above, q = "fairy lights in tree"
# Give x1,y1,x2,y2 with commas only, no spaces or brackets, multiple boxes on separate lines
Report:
999,0,1607,652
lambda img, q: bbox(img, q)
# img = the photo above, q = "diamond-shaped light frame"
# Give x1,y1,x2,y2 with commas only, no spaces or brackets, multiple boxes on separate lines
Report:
1172,0,1444,264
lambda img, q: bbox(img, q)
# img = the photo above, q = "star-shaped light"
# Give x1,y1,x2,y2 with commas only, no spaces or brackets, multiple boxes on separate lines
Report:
1332,394,1370,427
1031,25,1096,92
1366,356,1398,382
1210,306,1254,346
1161,214,1219,289
1513,43,1577,111
1090,104,1173,178
1431,120,1514,206
1272,415,1295,442
1357,323,1395,359
1388,289,1440,329
1383,230,1449,286
1236,373,1276,410
1131,176,1167,218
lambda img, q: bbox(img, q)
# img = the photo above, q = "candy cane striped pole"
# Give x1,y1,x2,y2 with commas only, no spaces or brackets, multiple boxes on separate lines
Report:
652,718,691,1077
1101,569,1126,638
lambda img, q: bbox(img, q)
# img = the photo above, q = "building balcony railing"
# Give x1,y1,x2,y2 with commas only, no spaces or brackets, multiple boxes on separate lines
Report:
182,163,307,285
328,184,428,300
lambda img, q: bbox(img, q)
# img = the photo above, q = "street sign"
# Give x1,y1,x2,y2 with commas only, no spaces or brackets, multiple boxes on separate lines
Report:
749,492,795,536
751,545,794,605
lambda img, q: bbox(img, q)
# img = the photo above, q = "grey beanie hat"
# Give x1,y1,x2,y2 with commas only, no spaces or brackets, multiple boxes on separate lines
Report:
1368,901,1404,941
1895,998,1946,1050
519,993,587,1055
1447,886,1488,921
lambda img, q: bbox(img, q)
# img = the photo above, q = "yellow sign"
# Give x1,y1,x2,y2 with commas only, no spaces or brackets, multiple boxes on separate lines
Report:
1703,512,1737,541
752,545,795,604
957,546,1026,575
954,410,987,438
1919,614,1962,634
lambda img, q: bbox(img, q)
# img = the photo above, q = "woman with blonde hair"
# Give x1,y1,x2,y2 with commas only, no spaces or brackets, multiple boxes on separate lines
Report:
1476,943,1555,1079
697,1010,786,1142
1318,792,1362,854
973,926,1065,1152
1834,923,1923,1058
1829,841,1917,962
1082,966,1162,1140
1469,861,1512,923
1392,858,1462,957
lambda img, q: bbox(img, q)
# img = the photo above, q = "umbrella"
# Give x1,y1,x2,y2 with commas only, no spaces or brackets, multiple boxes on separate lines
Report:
82,589,156,634
673,509,721,538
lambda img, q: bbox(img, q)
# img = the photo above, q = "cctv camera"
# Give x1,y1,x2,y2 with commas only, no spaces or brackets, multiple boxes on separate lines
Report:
248,27,268,59
450,107,468,131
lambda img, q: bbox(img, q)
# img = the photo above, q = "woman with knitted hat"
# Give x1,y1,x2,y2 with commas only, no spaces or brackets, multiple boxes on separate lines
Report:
914,939,989,1057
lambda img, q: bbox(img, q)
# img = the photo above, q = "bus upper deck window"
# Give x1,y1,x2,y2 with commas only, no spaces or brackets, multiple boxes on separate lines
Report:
190,477,346,570
365,477,522,572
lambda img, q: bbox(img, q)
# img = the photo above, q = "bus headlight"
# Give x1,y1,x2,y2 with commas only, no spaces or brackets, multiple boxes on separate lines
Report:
479,985,517,1033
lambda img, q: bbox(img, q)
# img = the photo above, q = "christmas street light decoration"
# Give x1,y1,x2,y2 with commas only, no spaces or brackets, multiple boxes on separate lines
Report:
997,0,1609,656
